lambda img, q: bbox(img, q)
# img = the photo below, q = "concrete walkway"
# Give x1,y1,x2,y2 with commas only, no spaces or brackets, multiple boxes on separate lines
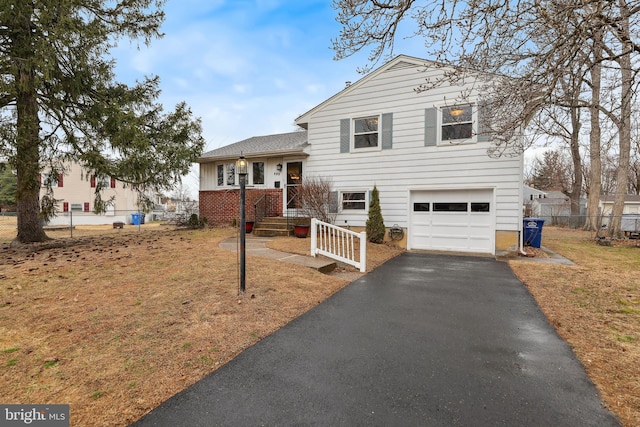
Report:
219,235,338,273
133,252,618,427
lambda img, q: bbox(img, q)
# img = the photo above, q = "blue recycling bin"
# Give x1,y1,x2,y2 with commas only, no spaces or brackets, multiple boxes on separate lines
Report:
131,213,143,225
523,218,545,248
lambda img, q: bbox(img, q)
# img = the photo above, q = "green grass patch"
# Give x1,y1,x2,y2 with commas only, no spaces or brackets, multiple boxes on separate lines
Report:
616,334,636,343
91,390,104,399
2,347,19,354
199,355,213,365
7,358,17,367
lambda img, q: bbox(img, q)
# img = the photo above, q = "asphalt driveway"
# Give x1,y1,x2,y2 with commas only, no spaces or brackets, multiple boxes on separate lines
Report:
133,252,619,426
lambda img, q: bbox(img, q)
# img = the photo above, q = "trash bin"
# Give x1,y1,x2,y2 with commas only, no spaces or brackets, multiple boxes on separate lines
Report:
523,218,545,248
131,213,143,225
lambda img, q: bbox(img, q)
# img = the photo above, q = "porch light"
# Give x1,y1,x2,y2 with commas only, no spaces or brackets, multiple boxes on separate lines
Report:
276,163,283,171
237,155,248,294
236,156,248,176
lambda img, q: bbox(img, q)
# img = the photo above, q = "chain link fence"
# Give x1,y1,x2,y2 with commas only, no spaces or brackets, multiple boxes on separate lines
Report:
0,209,201,243
532,214,640,234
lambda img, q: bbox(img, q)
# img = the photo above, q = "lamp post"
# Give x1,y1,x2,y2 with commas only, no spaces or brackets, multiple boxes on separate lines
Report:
236,155,248,293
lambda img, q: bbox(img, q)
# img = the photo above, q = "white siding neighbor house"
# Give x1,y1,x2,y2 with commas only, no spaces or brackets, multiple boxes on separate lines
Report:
199,55,525,255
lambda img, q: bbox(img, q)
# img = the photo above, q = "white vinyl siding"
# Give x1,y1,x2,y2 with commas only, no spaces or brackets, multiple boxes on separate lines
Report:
298,56,523,243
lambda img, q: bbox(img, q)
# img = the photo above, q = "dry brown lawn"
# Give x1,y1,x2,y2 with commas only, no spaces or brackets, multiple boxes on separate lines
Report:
0,226,402,426
1,223,638,426
510,227,640,427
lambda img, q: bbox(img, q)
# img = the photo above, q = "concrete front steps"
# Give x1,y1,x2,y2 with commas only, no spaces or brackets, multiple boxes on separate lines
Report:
252,217,309,237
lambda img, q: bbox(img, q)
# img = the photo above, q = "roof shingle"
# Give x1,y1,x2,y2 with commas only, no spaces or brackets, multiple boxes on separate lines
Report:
199,131,308,162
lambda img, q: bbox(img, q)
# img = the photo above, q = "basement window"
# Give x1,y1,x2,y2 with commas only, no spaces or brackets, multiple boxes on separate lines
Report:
342,192,367,210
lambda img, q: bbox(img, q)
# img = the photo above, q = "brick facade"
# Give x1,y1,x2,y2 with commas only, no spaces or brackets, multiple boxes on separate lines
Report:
199,188,283,225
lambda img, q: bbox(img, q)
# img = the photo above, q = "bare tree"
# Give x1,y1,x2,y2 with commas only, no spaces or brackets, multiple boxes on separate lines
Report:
297,176,337,224
529,150,572,193
332,0,640,236
629,125,640,194
606,0,634,236
585,20,604,231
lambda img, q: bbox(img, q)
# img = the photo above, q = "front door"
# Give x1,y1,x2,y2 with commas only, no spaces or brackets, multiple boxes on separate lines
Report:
286,162,302,210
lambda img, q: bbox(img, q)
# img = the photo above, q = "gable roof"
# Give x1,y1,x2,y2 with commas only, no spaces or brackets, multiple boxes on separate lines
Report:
534,197,570,205
543,190,569,200
600,194,640,203
198,131,308,163
295,55,436,127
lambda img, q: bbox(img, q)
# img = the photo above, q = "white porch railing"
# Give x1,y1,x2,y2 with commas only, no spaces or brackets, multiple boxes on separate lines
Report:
310,218,366,273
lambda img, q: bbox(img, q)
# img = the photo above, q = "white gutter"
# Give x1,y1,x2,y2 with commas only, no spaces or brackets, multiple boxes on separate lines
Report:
197,148,309,163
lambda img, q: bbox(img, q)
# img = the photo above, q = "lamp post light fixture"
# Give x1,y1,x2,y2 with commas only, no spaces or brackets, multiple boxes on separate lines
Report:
237,155,248,293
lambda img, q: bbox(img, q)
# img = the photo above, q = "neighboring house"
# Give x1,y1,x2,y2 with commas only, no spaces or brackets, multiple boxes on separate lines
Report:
199,55,525,255
523,185,547,204
599,195,640,218
39,162,141,226
523,185,547,217
530,190,571,224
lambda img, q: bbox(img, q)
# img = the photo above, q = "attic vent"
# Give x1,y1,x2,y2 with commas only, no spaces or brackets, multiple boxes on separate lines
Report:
345,81,352,88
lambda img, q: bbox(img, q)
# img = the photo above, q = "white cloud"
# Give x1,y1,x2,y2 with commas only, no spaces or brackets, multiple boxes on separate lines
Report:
113,0,427,176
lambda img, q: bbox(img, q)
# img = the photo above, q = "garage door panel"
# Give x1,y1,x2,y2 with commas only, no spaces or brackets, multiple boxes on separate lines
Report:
410,190,494,254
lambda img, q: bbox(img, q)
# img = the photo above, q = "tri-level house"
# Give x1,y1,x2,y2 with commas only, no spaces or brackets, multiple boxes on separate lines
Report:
199,55,524,255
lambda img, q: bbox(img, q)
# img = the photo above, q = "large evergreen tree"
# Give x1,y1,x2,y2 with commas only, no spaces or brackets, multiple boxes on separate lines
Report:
0,164,17,209
0,0,205,243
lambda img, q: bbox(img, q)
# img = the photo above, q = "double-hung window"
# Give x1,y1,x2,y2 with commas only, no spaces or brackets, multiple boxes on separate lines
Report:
340,113,392,153
217,165,224,186
425,104,489,146
42,173,62,188
353,116,379,149
341,191,367,211
442,105,473,141
226,163,235,186
252,162,264,185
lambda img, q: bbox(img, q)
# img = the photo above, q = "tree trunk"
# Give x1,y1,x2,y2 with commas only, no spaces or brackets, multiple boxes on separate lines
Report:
569,106,583,226
609,0,632,238
13,4,48,244
585,26,603,232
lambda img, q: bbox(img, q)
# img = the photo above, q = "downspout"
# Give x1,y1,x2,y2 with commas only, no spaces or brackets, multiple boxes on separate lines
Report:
518,229,528,256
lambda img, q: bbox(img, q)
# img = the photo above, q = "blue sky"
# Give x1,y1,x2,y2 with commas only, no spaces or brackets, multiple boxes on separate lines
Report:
109,0,428,195
112,1,547,195
113,0,423,155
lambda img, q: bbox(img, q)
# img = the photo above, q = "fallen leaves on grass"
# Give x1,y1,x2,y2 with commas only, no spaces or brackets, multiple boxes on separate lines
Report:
0,227,358,426
510,227,640,427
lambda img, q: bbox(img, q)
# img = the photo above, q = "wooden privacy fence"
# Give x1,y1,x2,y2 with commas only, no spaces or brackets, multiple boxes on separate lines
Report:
311,218,366,273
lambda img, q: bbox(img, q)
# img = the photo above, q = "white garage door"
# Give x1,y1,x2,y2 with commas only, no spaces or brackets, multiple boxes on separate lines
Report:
410,189,494,254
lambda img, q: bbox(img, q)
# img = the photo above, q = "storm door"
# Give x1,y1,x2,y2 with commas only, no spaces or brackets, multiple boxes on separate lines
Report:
286,162,302,210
